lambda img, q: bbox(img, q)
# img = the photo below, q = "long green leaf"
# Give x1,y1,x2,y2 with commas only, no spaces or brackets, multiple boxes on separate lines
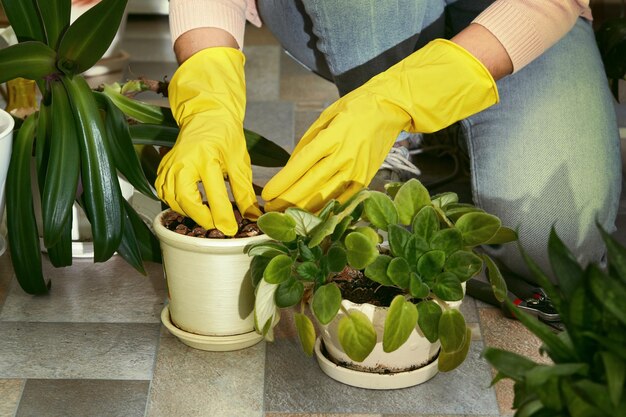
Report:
115,203,146,275
243,128,290,167
34,0,70,49
0,41,56,84
46,210,73,267
129,124,178,147
122,199,161,264
94,92,157,199
57,0,127,74
598,226,626,285
6,114,49,294
103,84,170,124
548,227,583,299
0,0,45,42
42,80,80,248
35,100,51,191
62,75,123,262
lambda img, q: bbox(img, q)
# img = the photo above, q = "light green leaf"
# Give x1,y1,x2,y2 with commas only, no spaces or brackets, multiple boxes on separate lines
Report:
431,192,458,208
411,206,439,241
254,279,279,337
308,215,340,247
444,203,485,222
257,212,297,242
455,212,501,246
387,257,411,289
416,300,442,342
444,250,483,282
409,273,430,299
393,179,431,225
263,254,293,284
364,255,394,286
483,254,508,302
363,190,398,230
439,309,467,352
338,310,377,362
295,313,316,357
311,283,342,325
354,226,381,245
484,226,518,245
383,295,418,353
247,242,290,258
438,328,471,372
285,207,322,236
345,232,378,270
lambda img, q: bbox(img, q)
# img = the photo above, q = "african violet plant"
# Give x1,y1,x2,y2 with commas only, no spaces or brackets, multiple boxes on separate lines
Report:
484,227,626,416
0,0,289,294
251,179,514,371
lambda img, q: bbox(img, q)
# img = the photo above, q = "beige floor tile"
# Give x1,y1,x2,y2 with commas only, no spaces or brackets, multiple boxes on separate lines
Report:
478,307,551,416
0,379,24,417
266,414,381,417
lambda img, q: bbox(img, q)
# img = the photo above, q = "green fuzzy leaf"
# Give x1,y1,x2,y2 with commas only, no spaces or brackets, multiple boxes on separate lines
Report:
285,207,322,236
296,261,321,281
383,295,418,353
433,272,464,301
548,227,584,299
405,235,430,270
388,223,413,259
57,0,128,74
35,0,71,48
0,41,57,84
394,179,431,225
484,226,518,245
439,309,466,352
409,273,430,299
0,0,46,42
345,232,378,270
416,300,442,342
411,206,439,241
326,245,348,273
330,215,353,242
364,255,394,286
308,215,340,247
311,283,342,325
431,191,458,208
444,250,483,282
250,256,271,287
247,242,290,258
275,277,304,308
263,254,293,284
295,313,316,357
338,310,377,362
387,257,411,289
354,226,381,245
257,212,297,242
417,250,446,281
6,114,49,294
438,327,471,372
483,254,508,302
429,228,463,256
444,203,484,222
363,190,398,230
455,212,501,246
297,239,319,261
336,189,369,220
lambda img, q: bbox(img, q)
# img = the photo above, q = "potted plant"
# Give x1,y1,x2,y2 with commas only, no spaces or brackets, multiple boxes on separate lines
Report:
0,0,289,295
483,226,626,416
250,179,514,389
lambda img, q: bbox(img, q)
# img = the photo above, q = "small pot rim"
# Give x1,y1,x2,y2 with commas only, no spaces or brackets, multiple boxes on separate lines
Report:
153,209,270,251
0,109,15,140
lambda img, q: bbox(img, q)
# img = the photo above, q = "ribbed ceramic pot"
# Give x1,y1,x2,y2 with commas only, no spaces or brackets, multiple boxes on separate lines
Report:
153,210,270,337
0,109,14,256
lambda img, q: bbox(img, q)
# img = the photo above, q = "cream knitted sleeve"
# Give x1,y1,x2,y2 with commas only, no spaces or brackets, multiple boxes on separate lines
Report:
473,0,592,72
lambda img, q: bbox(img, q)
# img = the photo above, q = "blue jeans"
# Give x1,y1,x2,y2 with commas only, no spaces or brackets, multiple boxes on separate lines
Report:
257,0,622,285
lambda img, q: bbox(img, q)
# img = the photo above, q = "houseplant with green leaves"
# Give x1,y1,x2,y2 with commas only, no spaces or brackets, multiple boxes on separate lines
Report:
250,178,514,388
483,227,626,417
0,0,289,294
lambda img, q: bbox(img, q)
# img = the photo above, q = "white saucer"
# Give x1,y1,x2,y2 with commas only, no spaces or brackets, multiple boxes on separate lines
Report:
161,305,264,352
314,338,439,390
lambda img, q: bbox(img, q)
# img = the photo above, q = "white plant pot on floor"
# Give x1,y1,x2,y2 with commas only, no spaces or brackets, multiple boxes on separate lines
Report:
0,109,14,256
316,296,463,390
154,209,268,351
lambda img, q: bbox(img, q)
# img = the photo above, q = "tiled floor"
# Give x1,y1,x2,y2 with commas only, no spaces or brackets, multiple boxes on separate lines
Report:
1,15,625,417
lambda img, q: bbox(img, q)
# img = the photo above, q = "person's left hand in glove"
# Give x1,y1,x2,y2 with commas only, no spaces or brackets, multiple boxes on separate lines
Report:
262,24,512,213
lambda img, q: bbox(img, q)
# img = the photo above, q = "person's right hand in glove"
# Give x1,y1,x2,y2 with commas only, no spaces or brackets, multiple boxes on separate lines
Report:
155,46,262,236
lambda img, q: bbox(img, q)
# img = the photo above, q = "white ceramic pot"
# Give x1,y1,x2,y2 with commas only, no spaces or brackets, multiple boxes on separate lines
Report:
0,109,14,256
153,210,268,351
317,291,464,390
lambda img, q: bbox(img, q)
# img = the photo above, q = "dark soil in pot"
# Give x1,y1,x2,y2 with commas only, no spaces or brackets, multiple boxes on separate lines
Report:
161,208,262,239
333,266,404,307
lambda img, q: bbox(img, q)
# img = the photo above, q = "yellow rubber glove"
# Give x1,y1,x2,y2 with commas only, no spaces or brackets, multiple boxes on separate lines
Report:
155,47,262,236
262,39,499,212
